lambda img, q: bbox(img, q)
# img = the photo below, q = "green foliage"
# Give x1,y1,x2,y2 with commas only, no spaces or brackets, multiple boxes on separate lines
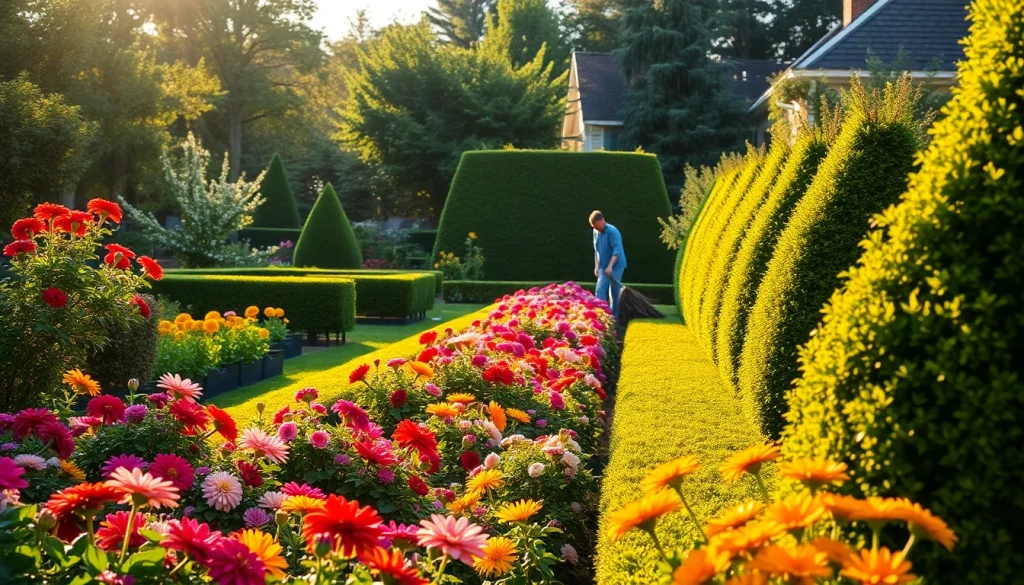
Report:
442,281,674,304
237,227,303,248
658,163,718,250
739,77,922,438
783,3,1024,582
86,294,159,390
483,0,570,75
293,183,363,269
252,154,301,228
427,0,494,47
434,234,486,281
433,150,675,283
151,274,357,334
596,319,771,585
562,0,625,52
715,132,829,390
352,221,430,269
154,328,221,381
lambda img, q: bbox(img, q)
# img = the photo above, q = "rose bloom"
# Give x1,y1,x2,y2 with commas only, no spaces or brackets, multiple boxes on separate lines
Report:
309,430,330,449
277,422,298,442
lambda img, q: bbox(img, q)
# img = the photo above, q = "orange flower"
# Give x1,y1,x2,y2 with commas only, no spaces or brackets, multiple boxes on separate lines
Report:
245,306,259,319
467,469,503,494
820,493,865,520
824,495,901,523
711,521,784,556
809,536,854,564
506,408,531,424
720,443,780,482
409,361,434,379
426,402,460,418
488,401,507,432
641,455,699,493
234,529,288,579
447,393,477,404
63,369,101,397
778,458,850,486
495,499,543,523
605,488,682,542
724,573,768,585
448,491,481,515
764,494,827,531
888,499,958,551
748,544,832,584
672,547,731,585
841,548,915,585
705,501,764,537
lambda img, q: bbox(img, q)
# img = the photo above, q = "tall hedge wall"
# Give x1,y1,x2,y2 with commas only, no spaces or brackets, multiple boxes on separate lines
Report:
738,81,921,438
294,183,362,269
252,154,301,229
715,133,829,391
679,171,738,322
432,151,675,283
783,3,1024,581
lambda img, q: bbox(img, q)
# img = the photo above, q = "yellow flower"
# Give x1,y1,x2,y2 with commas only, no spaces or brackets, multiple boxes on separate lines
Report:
259,328,270,339
605,488,682,542
888,499,958,551
705,501,764,538
204,311,222,321
158,320,176,335
448,491,480,514
473,536,516,577
468,232,477,240
809,536,855,564
60,460,86,482
274,308,284,318
281,495,326,514
447,393,477,404
641,455,700,493
778,458,850,486
62,369,101,397
840,548,915,585
672,547,731,585
283,318,289,324
174,312,192,324
748,544,832,584
245,306,260,319
720,443,780,482
506,408,531,424
764,494,827,531
495,499,543,523
409,361,434,379
235,529,288,580
426,402,460,418
711,521,785,556
203,319,220,334
467,469,503,494
264,307,275,318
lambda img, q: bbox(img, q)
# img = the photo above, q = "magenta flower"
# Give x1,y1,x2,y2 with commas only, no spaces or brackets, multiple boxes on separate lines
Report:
277,422,298,442
0,457,29,490
309,430,330,449
294,387,318,403
101,454,147,479
148,454,195,492
124,404,148,424
243,507,272,527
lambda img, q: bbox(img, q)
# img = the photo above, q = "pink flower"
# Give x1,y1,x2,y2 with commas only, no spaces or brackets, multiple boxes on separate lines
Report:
416,514,489,566
96,510,146,551
258,491,287,510
310,402,327,415
381,520,419,548
13,408,57,439
161,517,223,563
294,387,318,403
202,471,243,512
124,404,148,424
424,382,441,397
87,395,126,424
0,457,28,490
281,482,326,499
156,373,203,401
243,507,272,527
377,468,395,484
309,430,330,449
238,428,289,463
106,466,180,509
206,538,266,585
149,454,195,492
102,454,148,479
38,421,74,459
549,391,565,411
331,400,370,432
277,422,298,442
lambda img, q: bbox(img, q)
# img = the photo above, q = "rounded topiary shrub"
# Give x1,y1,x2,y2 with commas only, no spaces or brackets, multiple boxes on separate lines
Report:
252,154,301,229
739,77,922,438
679,171,736,323
86,294,159,390
783,3,1024,582
432,151,675,283
715,131,831,391
293,183,362,269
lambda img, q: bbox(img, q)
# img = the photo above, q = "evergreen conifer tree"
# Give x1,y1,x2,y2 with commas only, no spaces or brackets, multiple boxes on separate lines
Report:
252,154,301,229
293,183,362,269
427,0,494,48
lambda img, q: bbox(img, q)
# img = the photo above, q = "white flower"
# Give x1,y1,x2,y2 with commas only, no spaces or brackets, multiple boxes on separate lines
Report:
258,491,287,510
584,374,601,388
528,463,545,478
45,457,62,468
480,421,502,443
578,415,590,426
14,454,46,471
561,452,580,474
484,453,500,469
202,471,243,512
554,347,580,363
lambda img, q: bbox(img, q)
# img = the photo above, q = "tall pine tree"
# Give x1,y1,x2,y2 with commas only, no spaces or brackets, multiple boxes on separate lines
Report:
427,0,494,48
615,0,747,183
484,0,571,76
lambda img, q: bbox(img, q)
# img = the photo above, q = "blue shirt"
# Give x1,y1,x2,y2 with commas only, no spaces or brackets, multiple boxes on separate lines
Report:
593,224,627,270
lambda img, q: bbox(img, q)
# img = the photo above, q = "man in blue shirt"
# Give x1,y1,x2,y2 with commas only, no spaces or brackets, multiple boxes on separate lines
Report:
590,210,627,318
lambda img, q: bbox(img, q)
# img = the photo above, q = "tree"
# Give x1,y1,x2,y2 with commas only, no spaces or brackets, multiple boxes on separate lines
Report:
426,0,494,48
561,0,626,53
252,154,301,228
293,183,362,269
484,0,571,76
0,76,94,228
716,0,774,59
615,0,748,183
768,0,839,61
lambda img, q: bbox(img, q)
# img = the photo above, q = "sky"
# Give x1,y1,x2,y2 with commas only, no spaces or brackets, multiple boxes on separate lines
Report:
312,0,435,40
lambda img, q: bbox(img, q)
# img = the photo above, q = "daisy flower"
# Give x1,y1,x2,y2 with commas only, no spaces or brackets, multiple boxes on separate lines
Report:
157,373,203,401
363,547,429,585
749,544,832,582
506,408,531,424
45,482,120,519
720,443,780,482
705,501,765,537
238,428,290,464
466,469,503,495
63,369,101,397
764,494,827,531
106,467,180,509
841,548,915,585
495,499,543,523
148,454,195,493
206,404,238,443
202,471,243,512
672,548,732,585
14,454,47,471
640,455,700,494
301,494,383,557
281,495,326,514
473,536,518,577
392,420,438,456
417,514,488,566
258,491,288,510
167,400,210,434
101,454,147,479
234,529,287,580
605,488,681,542
888,499,958,551
778,458,850,487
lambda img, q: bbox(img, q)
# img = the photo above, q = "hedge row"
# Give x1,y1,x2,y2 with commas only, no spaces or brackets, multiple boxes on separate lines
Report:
783,3,1024,582
678,170,739,320
164,268,436,319
442,280,675,305
596,318,771,584
434,150,676,283
151,274,357,334
238,227,302,248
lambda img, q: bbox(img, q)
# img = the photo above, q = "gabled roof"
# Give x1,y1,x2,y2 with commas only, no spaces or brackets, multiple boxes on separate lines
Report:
573,52,628,123
728,59,788,102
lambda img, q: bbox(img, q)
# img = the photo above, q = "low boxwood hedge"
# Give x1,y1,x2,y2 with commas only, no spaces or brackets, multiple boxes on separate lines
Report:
152,274,356,334
442,280,674,305
238,227,303,248
433,150,675,283
596,318,771,584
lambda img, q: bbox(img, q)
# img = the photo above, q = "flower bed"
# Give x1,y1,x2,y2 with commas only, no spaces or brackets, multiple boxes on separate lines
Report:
0,282,618,584
444,280,675,305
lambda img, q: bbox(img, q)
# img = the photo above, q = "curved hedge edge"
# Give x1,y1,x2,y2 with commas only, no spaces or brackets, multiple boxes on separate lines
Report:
672,248,684,317
715,135,830,392
442,281,675,306
595,319,771,585
676,175,721,320
681,172,738,325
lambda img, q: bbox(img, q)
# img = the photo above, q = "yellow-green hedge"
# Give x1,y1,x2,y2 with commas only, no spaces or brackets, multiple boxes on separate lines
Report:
680,170,739,324
596,319,771,584
783,2,1024,582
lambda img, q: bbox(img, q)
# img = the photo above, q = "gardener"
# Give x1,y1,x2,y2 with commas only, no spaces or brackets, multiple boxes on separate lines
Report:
590,210,627,318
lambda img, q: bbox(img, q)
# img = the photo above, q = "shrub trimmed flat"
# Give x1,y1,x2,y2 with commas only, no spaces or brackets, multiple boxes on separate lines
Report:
433,150,675,283
293,183,362,269
596,318,771,585
442,280,674,305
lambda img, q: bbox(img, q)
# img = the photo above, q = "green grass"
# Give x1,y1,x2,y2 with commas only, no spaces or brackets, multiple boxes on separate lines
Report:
210,302,489,423
596,317,772,585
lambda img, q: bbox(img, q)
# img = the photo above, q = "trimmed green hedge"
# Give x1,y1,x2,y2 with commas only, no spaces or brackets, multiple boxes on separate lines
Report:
679,171,738,322
238,227,302,248
783,5,1024,582
442,280,674,305
86,294,158,390
596,319,771,584
739,82,921,438
294,183,362,269
433,151,675,283
406,229,437,253
252,154,301,228
165,268,435,319
715,133,829,391
152,274,356,334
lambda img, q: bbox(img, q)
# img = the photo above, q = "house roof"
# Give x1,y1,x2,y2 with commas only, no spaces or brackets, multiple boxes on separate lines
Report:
573,52,628,123
728,59,788,102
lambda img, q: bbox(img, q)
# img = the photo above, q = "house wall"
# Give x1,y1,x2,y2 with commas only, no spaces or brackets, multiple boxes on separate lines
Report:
583,124,624,152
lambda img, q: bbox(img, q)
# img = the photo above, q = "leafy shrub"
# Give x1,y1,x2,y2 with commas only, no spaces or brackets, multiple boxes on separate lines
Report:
352,220,429,269
783,4,1024,582
433,150,675,283
739,77,922,438
293,183,362,269
658,164,717,250
251,153,301,228
434,233,485,281
237,227,302,248
86,293,159,390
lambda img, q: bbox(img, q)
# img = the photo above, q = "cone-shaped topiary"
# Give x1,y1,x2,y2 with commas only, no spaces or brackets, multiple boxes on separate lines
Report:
739,76,922,438
252,154,301,229
783,2,1024,581
293,183,362,269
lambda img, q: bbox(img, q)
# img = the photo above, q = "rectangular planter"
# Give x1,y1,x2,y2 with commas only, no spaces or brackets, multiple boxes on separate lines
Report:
238,360,263,387
284,332,304,358
269,341,285,353
262,350,285,380
203,364,239,399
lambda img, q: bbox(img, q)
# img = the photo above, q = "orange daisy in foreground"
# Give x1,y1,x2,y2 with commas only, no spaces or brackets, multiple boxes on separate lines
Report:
409,361,434,379
764,494,827,531
106,466,179,509
506,408,531,424
488,401,507,432
672,547,731,585
889,499,958,551
809,536,855,564
820,493,866,520
720,443,780,482
63,369,101,397
705,501,764,537
711,521,785,556
842,496,902,523
749,544,832,584
841,547,916,585
448,491,481,515
426,402,460,418
778,458,850,486
235,529,288,579
605,488,682,542
640,455,700,494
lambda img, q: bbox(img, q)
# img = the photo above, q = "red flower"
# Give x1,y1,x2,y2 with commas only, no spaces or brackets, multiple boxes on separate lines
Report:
3,240,36,257
418,330,437,345
161,517,223,564
149,454,195,492
13,408,58,439
349,363,371,384
42,287,67,308
579,335,598,346
206,404,238,443
54,211,92,236
86,395,126,424
103,243,135,269
460,451,481,471
46,482,120,519
33,203,71,222
87,198,123,223
272,405,290,425
408,475,430,496
301,494,383,557
420,451,441,475
137,256,163,280
11,217,45,239
417,347,438,363
96,510,146,551
355,439,398,466
237,460,263,487
482,362,515,385
38,420,75,459
168,399,210,434
133,295,151,318
362,546,429,585
390,389,407,407
392,420,438,457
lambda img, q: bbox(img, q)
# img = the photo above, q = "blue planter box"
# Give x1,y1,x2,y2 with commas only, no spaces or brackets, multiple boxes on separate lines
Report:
263,350,285,380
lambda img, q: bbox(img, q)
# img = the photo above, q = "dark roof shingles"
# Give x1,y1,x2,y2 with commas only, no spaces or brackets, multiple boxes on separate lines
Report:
574,52,628,122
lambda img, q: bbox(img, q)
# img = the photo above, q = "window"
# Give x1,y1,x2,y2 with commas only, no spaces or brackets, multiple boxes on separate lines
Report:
603,128,621,151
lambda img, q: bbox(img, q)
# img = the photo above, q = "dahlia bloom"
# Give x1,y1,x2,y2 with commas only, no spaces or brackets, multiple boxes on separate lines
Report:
156,373,203,401
12,408,57,439
11,217,45,239
281,482,326,499
87,198,123,223
205,538,266,585
86,395,126,424
38,421,74,459
243,507,272,527
161,517,223,563
237,460,263,487
149,454,195,492
309,430,330,449
202,471,243,512
124,404,148,424
294,387,318,403
0,457,29,490
101,454,147,479
258,491,288,510
106,466,180,509
301,494,383,557
15,454,47,471
238,428,290,463
332,400,370,432
136,256,163,280
416,514,489,566
276,422,297,442
206,404,238,443
95,510,146,551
